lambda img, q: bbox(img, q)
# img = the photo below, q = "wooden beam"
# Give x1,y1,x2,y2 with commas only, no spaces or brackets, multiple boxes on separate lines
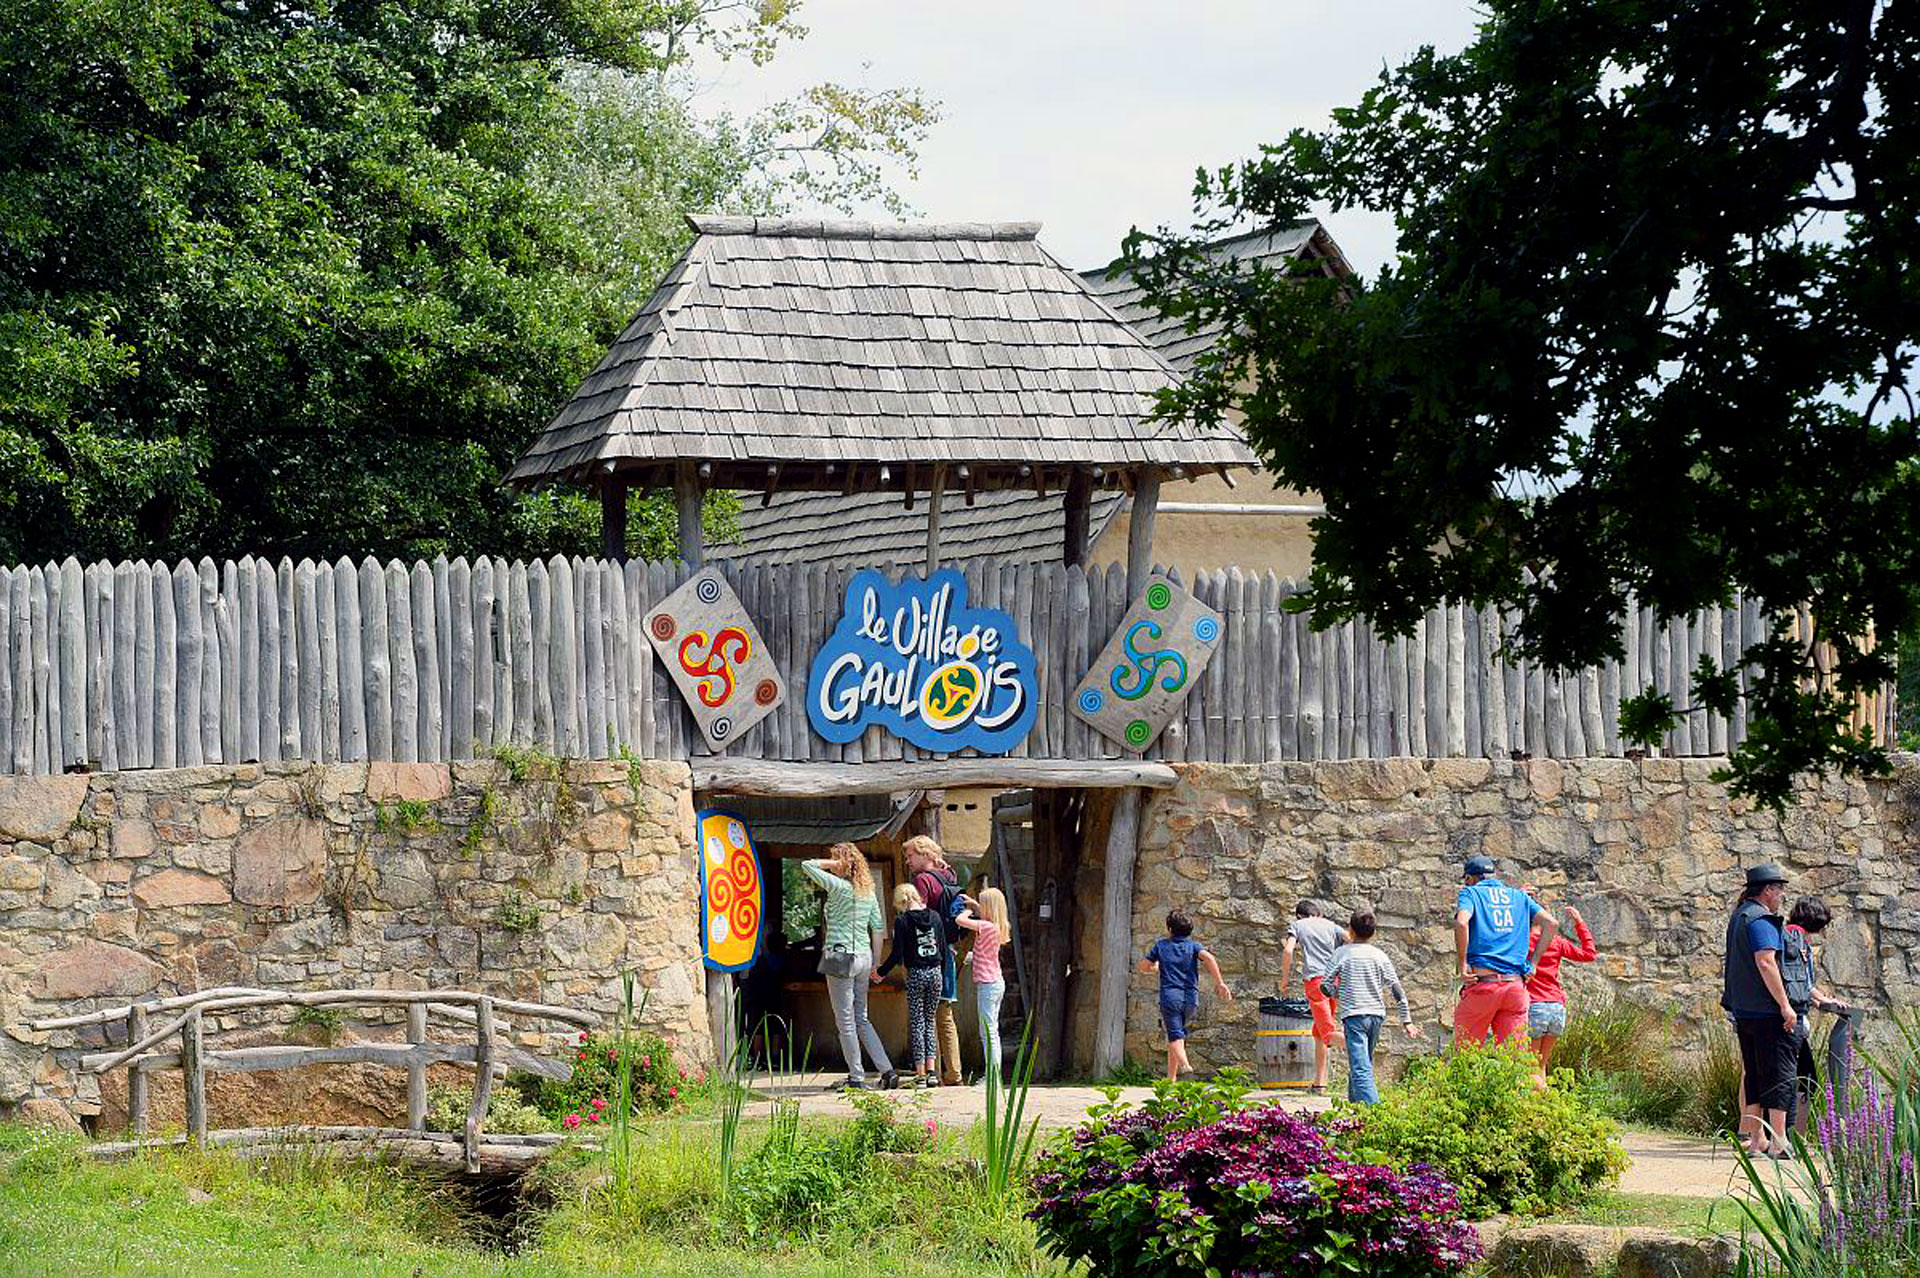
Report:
692,758,1179,797
926,463,946,572
83,1039,568,1080
126,1005,148,1137
182,1009,206,1145
674,461,705,568
599,476,628,561
1063,469,1092,567
465,996,493,1173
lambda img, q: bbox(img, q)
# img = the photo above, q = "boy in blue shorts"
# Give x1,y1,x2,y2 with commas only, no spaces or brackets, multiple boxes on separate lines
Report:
1138,909,1233,1081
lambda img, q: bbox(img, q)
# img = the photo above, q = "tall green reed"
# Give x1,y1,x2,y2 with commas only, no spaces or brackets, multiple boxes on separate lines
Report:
981,1017,1040,1201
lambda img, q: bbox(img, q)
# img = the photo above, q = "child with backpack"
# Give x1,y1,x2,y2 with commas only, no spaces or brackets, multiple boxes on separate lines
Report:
875,882,949,1087
1137,909,1232,1081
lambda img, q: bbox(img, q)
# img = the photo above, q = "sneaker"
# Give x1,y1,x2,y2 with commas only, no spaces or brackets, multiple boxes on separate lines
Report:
829,1079,870,1093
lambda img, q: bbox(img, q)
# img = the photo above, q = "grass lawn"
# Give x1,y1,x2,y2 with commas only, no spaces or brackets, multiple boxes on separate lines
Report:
0,1112,1063,1278
1551,1191,1738,1236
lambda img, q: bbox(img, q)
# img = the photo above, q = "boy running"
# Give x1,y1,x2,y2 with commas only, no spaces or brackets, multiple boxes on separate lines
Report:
1280,899,1345,1094
1138,909,1232,1081
1322,911,1423,1104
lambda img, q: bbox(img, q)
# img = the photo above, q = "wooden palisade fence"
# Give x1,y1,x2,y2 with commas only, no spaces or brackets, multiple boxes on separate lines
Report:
29,986,597,1171
0,556,1893,774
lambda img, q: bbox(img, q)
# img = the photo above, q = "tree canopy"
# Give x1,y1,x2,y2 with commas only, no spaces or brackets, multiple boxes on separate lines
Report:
0,0,932,565
1124,0,1918,806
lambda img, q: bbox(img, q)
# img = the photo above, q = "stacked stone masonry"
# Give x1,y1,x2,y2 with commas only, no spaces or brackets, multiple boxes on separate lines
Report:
1078,756,1915,1077
0,759,708,1129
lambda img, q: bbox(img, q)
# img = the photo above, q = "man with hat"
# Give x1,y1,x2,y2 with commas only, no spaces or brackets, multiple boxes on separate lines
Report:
1723,864,1798,1158
1454,855,1558,1047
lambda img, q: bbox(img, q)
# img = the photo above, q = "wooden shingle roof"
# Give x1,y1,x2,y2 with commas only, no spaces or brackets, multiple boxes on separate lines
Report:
508,216,1257,491
1079,220,1352,375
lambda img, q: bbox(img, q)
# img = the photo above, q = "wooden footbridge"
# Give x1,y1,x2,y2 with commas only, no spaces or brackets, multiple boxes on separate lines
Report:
26,986,601,1173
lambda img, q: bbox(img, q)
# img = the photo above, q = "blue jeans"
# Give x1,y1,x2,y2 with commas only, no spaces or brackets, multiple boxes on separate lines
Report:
976,980,1006,1078
1344,1015,1384,1105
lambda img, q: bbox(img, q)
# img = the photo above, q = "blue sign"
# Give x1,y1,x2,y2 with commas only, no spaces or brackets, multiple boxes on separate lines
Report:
808,569,1038,755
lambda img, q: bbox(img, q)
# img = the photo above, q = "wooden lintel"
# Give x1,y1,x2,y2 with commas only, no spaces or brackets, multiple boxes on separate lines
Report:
692,758,1178,797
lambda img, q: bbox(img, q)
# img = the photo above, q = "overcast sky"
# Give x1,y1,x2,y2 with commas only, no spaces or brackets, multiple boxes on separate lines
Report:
698,1,1484,277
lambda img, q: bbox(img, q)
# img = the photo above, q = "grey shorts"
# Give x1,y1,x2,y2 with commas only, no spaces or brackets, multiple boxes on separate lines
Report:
1527,1000,1568,1038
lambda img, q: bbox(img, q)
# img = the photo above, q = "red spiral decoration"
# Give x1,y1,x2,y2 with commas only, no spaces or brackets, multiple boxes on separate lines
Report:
728,895,760,940
754,678,779,706
650,614,676,641
707,869,736,915
726,850,757,895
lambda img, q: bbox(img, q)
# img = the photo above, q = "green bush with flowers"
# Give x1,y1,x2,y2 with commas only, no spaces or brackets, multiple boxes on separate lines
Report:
532,1028,700,1128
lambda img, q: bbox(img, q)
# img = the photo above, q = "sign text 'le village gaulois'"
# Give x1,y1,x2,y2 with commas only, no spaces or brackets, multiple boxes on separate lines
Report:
808,569,1038,755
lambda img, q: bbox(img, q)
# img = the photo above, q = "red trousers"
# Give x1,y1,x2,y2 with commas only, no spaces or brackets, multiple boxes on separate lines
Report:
1454,979,1530,1046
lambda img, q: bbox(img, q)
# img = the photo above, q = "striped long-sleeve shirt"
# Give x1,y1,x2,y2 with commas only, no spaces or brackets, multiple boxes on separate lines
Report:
1322,943,1412,1024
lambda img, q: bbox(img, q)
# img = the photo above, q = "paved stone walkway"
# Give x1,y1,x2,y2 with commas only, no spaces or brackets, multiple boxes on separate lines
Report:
749,1072,1746,1200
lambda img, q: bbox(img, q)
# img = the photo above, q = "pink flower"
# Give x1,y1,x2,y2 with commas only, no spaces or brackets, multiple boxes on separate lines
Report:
563,1114,582,1130
924,1119,937,1135
578,1031,589,1044
586,1111,601,1124
607,1048,618,1062
590,1097,607,1110
667,1086,678,1099
642,1055,652,1069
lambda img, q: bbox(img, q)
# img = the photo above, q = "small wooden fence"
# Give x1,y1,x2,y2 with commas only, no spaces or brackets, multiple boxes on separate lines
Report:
0,555,1893,774
26,987,599,1173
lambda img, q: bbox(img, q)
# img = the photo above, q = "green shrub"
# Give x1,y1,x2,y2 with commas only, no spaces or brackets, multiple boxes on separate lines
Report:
1338,1041,1628,1218
536,1029,689,1123
1552,995,1742,1135
423,1082,551,1135
844,1089,936,1156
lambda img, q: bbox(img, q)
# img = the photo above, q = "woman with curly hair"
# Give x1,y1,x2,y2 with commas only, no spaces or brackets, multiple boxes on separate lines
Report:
801,842,898,1092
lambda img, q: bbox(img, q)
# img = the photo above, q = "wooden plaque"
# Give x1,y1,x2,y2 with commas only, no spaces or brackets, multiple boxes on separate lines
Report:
1070,574,1221,750
645,569,785,753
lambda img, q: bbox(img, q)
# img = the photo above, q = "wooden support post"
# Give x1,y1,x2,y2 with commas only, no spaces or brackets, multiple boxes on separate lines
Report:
127,1005,149,1137
182,1009,207,1145
1125,471,1160,598
465,996,494,1174
1063,469,1093,568
1094,469,1162,1076
674,463,705,569
925,464,946,572
406,1003,429,1132
599,476,628,561
1092,787,1142,1077
1031,789,1081,1080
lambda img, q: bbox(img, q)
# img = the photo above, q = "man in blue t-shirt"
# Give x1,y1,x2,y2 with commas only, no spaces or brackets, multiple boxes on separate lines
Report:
1138,909,1232,1081
1453,856,1557,1047
1722,864,1798,1158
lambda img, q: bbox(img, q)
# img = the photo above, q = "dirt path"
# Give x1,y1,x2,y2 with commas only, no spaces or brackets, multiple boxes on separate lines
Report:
748,1072,1743,1200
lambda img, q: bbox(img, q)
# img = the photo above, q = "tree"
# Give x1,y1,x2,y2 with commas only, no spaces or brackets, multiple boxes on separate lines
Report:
1123,0,1919,807
0,0,931,565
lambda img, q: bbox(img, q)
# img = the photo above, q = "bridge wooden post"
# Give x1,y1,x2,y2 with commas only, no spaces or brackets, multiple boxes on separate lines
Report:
182,1009,207,1145
126,1004,149,1136
464,996,494,1173
406,1003,429,1132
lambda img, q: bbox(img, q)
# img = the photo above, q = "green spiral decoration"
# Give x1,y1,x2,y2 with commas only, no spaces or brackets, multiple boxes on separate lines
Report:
1145,582,1172,611
1124,719,1153,747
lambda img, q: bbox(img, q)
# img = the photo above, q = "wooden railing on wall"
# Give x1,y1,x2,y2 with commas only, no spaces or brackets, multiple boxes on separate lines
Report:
0,556,1894,773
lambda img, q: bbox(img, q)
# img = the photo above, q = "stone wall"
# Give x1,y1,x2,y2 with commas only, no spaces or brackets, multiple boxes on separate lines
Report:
1074,756,1913,1076
0,758,708,1129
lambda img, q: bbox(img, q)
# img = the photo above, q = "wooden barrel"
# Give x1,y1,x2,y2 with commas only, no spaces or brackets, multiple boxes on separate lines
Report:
1256,996,1315,1090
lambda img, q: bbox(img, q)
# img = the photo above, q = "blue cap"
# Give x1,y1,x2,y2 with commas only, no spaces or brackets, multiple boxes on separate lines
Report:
1463,855,1497,878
